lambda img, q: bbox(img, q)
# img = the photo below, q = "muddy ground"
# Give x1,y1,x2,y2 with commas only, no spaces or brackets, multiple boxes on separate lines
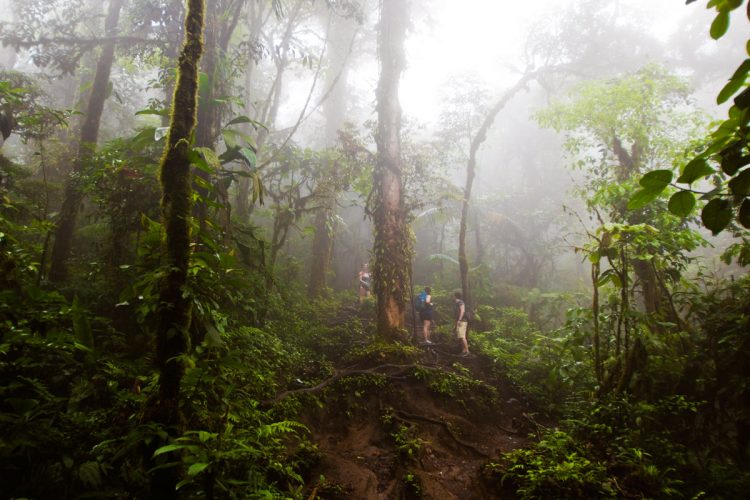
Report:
300,341,537,499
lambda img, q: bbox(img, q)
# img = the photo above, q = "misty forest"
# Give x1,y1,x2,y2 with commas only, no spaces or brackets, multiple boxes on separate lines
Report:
2,0,750,498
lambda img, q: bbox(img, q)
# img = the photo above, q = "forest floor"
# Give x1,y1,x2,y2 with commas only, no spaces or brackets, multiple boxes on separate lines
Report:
295,308,538,499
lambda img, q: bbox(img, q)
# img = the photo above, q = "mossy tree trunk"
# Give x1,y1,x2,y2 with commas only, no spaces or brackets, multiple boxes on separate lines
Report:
308,194,336,298
48,0,124,282
149,0,204,496
373,0,410,341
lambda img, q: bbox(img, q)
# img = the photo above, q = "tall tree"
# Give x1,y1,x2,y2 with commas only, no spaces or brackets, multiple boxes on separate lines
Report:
308,7,359,297
372,0,409,339
48,0,124,282
192,0,246,236
457,71,536,309
538,65,706,391
148,0,204,496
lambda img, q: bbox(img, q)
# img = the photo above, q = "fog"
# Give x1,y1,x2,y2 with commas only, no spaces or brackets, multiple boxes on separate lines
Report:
0,0,747,298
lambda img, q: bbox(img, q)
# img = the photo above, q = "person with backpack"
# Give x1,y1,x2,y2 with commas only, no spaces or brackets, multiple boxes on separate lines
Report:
358,263,371,304
416,286,434,344
453,291,470,356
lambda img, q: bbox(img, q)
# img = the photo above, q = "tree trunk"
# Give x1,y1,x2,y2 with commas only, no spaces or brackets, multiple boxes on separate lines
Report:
308,201,335,298
235,0,269,221
149,0,204,496
48,0,124,282
193,1,245,236
592,261,602,384
236,0,301,221
459,71,535,307
373,0,410,340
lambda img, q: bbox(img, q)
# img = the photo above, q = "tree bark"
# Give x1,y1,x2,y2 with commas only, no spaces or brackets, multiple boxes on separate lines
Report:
308,197,335,298
48,0,124,282
592,260,602,384
149,0,204,496
373,0,410,341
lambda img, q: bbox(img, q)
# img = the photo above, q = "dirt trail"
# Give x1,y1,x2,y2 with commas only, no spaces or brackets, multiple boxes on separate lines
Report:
302,344,534,499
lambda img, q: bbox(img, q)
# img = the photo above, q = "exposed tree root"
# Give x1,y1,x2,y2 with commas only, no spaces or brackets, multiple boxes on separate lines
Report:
393,410,490,458
267,363,415,404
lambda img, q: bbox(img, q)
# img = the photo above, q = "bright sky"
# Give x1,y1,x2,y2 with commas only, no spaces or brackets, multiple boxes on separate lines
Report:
400,0,694,123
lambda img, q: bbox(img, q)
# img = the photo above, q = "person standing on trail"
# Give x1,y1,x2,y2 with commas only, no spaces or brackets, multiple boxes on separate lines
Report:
417,286,434,344
454,291,470,356
358,263,371,304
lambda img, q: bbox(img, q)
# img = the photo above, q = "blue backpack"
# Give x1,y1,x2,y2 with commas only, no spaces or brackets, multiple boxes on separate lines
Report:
414,291,427,311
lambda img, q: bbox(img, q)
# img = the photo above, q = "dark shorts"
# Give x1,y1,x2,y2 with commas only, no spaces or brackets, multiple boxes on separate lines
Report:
420,308,434,322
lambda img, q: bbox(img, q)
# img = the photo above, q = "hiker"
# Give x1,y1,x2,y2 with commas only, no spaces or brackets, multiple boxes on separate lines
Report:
417,286,434,344
358,263,371,303
454,291,470,356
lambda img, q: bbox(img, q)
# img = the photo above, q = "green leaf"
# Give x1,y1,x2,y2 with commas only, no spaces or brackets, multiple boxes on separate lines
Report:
193,146,222,171
78,461,103,489
716,59,750,104
188,462,209,476
668,191,696,217
639,169,673,189
721,152,750,175
628,187,663,210
729,168,750,196
718,74,747,105
735,87,750,109
225,115,266,131
153,443,189,457
596,269,621,288
677,158,715,184
710,9,730,40
740,199,750,228
240,147,257,168
222,129,239,149
702,198,733,234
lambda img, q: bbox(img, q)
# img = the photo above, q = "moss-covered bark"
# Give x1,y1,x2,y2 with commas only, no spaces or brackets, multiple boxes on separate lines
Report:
373,0,410,341
149,0,204,496
308,199,335,298
48,0,124,282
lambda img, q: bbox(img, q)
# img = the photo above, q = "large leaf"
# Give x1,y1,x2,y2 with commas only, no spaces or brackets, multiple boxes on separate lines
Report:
728,168,750,196
153,443,190,457
628,187,663,210
187,462,209,476
639,169,673,189
240,147,257,168
668,191,696,217
677,158,715,184
225,115,267,131
720,142,750,175
135,108,169,117
710,9,730,40
740,199,750,228
701,198,733,234
193,146,222,171
717,59,750,104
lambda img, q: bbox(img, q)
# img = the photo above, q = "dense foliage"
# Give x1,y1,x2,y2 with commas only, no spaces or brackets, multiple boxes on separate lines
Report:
1,0,749,498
